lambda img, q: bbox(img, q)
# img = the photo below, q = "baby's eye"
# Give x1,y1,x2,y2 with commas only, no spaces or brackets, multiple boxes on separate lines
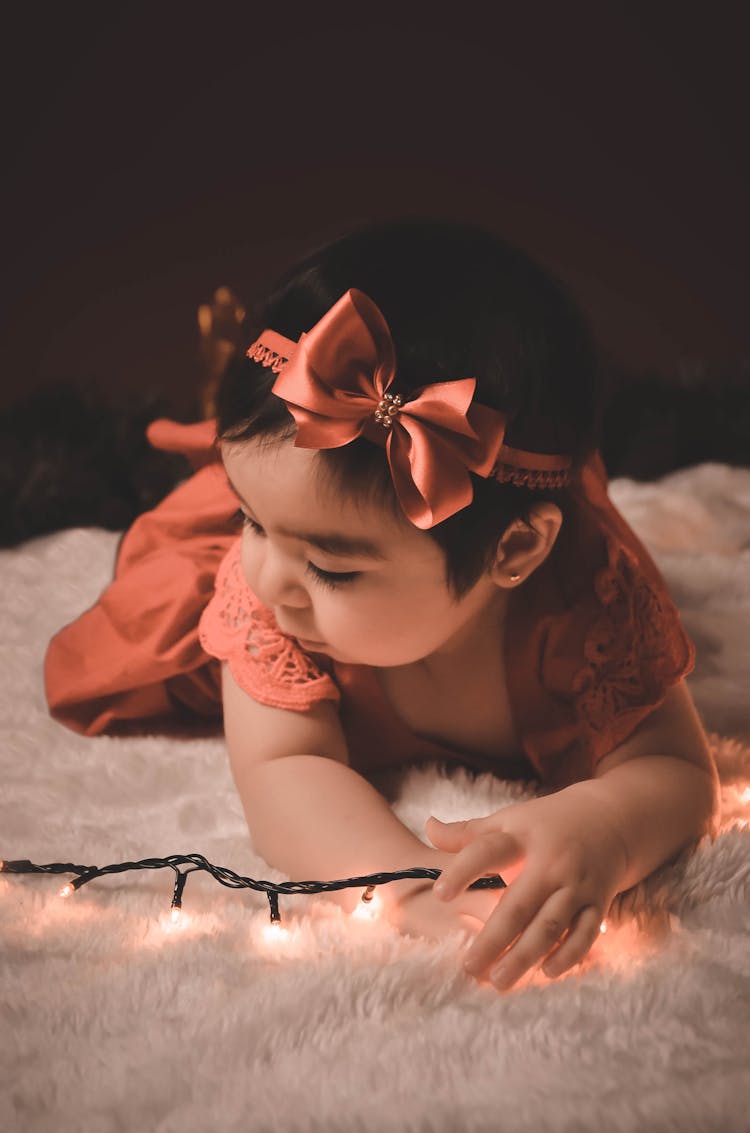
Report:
234,508,264,536
306,562,360,590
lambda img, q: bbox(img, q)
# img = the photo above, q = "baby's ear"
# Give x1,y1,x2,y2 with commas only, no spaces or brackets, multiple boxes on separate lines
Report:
489,503,563,586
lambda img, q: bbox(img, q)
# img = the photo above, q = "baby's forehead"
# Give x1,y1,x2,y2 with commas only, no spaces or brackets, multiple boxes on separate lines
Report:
222,435,426,551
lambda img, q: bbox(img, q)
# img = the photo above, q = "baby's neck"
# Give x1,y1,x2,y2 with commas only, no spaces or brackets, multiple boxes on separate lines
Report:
372,585,520,764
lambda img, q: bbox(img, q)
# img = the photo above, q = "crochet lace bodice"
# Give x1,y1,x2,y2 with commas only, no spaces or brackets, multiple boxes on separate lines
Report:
572,540,694,758
198,539,340,710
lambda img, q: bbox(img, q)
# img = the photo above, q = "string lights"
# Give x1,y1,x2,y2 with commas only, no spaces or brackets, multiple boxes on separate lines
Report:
0,854,506,930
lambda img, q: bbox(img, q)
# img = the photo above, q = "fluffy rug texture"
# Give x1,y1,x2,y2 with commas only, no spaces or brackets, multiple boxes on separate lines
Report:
2,462,749,1133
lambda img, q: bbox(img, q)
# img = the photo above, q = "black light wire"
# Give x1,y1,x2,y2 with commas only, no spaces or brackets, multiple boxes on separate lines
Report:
1,855,506,925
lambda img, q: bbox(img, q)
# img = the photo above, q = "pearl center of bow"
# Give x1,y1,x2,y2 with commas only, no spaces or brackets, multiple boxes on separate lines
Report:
373,392,403,428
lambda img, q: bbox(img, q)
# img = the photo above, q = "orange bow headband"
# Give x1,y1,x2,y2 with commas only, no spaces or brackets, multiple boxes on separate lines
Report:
246,288,572,529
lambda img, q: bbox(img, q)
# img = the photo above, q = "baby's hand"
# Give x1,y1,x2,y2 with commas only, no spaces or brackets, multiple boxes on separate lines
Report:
387,879,496,945
425,784,630,991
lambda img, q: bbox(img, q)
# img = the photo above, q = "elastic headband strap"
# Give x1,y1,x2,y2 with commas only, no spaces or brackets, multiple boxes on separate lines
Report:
245,288,572,527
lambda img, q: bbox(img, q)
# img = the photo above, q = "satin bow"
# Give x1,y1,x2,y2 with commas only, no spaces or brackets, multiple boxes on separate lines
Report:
269,288,509,528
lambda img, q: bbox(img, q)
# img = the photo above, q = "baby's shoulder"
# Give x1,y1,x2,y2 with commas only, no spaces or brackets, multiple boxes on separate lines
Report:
507,494,696,779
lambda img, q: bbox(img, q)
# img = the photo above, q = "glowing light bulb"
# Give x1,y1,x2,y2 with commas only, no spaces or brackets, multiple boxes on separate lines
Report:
59,883,74,898
739,787,750,804
261,920,290,943
352,892,383,922
599,920,608,934
159,908,189,933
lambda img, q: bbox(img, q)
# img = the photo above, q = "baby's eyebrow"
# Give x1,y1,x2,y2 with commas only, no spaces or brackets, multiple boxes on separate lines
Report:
289,529,388,560
226,477,388,561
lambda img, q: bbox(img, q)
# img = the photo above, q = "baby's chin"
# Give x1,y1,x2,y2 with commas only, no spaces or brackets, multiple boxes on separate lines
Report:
294,637,354,664
302,640,434,669
297,639,373,666
304,642,360,664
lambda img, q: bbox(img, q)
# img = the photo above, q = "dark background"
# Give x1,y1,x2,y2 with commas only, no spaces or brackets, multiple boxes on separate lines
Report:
2,5,748,414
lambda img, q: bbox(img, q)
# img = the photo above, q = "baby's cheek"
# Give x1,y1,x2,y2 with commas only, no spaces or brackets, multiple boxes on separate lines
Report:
322,603,398,663
327,600,378,642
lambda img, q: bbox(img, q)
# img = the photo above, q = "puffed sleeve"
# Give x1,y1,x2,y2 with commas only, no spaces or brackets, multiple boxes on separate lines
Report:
506,451,695,787
198,538,340,710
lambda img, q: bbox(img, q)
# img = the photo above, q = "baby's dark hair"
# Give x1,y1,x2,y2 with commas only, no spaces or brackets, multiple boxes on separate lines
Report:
217,218,604,598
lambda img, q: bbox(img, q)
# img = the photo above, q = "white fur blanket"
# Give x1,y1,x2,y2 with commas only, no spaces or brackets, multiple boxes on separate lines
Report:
2,463,749,1133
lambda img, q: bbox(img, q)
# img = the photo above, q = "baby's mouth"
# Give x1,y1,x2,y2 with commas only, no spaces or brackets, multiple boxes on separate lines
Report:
278,623,325,648
294,636,327,650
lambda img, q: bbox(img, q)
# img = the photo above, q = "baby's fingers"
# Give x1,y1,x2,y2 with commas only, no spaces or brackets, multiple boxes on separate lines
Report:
542,905,604,979
466,884,578,987
432,829,519,900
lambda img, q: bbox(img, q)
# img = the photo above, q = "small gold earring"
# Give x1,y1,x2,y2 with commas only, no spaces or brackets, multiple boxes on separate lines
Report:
509,573,521,582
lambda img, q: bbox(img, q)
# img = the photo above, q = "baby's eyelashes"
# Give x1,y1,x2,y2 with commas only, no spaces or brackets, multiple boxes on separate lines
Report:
234,508,264,536
234,508,360,590
305,562,361,590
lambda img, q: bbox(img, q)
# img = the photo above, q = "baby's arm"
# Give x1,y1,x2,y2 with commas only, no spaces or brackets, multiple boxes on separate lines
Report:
221,664,493,931
570,678,720,888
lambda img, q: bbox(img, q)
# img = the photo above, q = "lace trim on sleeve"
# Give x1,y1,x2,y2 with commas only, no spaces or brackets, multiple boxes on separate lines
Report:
571,542,695,757
198,539,340,711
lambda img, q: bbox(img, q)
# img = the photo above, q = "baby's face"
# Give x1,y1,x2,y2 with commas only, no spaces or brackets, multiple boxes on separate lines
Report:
221,436,507,668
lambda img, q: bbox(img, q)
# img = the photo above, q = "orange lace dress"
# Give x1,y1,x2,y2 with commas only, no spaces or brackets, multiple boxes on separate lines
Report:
44,418,695,787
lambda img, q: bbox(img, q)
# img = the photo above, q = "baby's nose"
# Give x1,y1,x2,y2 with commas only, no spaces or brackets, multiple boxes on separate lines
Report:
275,587,309,610
253,549,309,610
257,576,309,610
